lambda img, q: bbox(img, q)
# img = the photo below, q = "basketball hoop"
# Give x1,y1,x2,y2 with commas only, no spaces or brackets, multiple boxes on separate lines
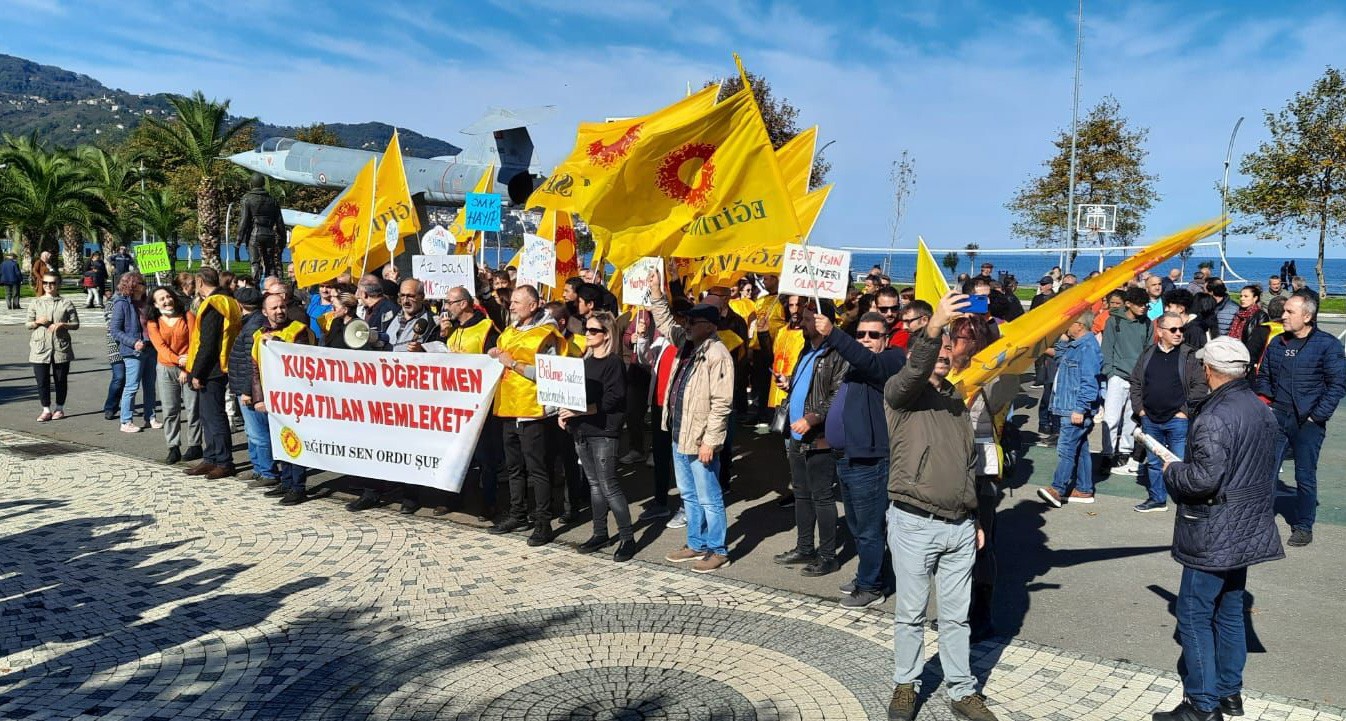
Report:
1076,204,1117,234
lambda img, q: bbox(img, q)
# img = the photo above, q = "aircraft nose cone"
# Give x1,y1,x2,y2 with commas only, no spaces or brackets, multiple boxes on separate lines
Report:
227,151,258,169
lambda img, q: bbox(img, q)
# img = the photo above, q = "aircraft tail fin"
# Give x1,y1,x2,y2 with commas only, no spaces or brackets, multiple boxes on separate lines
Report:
456,127,537,173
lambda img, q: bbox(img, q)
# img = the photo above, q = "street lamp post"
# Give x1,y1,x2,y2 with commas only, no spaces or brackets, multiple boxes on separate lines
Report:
1219,116,1244,279
1064,0,1084,274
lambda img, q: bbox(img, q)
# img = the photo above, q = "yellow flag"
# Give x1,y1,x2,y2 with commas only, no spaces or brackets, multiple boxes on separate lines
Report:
354,131,422,275
914,237,949,308
776,126,816,199
948,218,1228,400
291,158,377,287
685,184,831,292
599,86,802,268
528,85,721,216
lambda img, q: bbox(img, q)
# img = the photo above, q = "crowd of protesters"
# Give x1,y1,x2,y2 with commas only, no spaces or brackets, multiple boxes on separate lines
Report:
11,248,1343,721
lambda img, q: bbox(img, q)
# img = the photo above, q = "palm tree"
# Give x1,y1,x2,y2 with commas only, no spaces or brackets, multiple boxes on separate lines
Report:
142,91,255,269
77,146,155,259
941,252,960,275
133,188,189,272
0,134,106,273
964,242,980,275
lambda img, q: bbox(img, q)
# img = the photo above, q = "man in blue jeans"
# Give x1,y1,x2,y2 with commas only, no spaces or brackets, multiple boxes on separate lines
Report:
815,310,905,608
1128,312,1208,512
648,273,735,574
228,288,276,486
1038,310,1102,507
1254,292,1346,547
1156,336,1283,721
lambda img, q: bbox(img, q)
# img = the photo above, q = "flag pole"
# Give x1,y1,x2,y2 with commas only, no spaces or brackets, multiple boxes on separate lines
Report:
360,149,378,280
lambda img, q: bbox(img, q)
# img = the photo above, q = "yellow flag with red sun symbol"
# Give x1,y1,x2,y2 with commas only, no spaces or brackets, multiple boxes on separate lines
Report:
291,158,377,287
528,85,720,217
354,130,422,275
597,85,803,269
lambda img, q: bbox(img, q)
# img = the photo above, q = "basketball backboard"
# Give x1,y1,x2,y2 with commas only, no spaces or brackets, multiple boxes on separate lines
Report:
1076,204,1117,233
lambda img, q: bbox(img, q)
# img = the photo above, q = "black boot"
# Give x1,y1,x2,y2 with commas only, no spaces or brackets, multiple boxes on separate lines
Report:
164,447,181,465
1152,701,1222,721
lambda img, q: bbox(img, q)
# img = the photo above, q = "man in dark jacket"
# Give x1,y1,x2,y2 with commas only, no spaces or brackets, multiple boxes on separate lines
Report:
1253,292,1346,546
229,287,276,486
818,310,905,608
1156,336,1283,721
185,268,242,480
1128,312,1209,513
356,275,399,349
237,174,286,281
1,253,22,309
771,298,848,579
883,292,998,721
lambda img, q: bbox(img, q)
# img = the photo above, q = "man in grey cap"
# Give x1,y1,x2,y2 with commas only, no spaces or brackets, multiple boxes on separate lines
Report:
1154,336,1282,721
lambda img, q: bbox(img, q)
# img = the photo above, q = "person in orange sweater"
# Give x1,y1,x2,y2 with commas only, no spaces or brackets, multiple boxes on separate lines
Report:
147,286,201,465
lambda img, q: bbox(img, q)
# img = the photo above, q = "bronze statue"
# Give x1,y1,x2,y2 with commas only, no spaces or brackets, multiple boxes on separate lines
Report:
237,173,286,281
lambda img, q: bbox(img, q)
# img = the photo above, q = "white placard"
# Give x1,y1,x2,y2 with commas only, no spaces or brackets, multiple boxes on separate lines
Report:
778,243,852,300
412,254,475,299
534,354,588,412
259,341,503,492
622,257,665,307
385,218,400,252
515,233,556,290
420,225,454,255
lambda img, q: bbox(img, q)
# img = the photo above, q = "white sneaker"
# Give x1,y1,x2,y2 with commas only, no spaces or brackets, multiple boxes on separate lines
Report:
1113,459,1140,476
666,508,687,529
119,423,141,433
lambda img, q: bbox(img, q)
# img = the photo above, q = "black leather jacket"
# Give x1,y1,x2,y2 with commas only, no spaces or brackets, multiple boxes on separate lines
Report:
238,189,286,245
785,340,848,450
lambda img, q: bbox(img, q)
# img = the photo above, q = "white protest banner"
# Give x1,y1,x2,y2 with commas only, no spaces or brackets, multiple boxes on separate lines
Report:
259,341,503,492
621,256,665,307
534,354,588,412
515,233,556,289
420,225,454,255
412,254,476,299
779,243,852,300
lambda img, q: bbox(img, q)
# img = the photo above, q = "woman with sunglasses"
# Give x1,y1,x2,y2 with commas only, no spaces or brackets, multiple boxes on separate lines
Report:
110,271,160,433
559,310,636,562
27,272,80,421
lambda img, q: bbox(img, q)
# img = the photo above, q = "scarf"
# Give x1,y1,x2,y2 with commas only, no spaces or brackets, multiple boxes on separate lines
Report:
1228,304,1260,341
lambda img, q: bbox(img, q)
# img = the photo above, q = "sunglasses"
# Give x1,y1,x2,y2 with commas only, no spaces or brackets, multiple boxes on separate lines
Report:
584,327,607,335
875,305,899,313
901,315,926,324
1160,325,1185,333
855,330,886,339
42,281,57,286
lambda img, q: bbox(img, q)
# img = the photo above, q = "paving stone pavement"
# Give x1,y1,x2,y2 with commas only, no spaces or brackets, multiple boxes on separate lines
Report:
1,428,1342,721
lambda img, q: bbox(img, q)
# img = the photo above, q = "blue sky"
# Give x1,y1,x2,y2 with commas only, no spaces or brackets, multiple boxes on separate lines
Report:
3,0,1344,261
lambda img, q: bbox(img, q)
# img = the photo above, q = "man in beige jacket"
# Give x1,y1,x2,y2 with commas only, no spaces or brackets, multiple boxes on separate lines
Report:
647,272,735,573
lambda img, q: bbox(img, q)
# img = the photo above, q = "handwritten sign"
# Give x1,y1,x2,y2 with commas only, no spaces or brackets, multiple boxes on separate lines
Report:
779,243,851,300
420,225,454,255
622,257,665,307
133,242,172,274
463,192,502,232
535,354,587,412
384,218,400,252
515,233,556,290
412,254,475,299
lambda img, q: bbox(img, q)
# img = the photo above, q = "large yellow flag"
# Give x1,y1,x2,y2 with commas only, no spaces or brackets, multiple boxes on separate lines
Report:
291,158,377,287
599,86,803,268
776,126,816,199
914,237,949,307
449,165,494,256
948,218,1227,400
685,184,831,294
355,131,422,275
528,85,721,216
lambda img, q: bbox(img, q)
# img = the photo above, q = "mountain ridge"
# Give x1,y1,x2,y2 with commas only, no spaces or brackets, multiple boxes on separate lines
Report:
0,53,460,157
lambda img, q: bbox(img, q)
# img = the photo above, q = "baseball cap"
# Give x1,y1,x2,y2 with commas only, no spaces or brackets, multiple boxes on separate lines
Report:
1038,276,1054,285
234,287,262,307
1196,336,1250,372
685,304,720,325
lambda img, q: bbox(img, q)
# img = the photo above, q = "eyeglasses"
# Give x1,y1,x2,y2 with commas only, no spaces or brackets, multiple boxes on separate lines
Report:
397,293,420,299
41,281,57,286
875,305,899,313
855,330,886,339
447,297,468,305
584,327,607,335
901,315,927,324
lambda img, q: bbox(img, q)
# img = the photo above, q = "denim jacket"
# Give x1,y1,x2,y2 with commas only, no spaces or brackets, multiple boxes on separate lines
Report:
1049,332,1103,416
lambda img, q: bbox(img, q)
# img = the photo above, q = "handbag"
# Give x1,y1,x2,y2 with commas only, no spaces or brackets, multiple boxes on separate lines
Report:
770,401,790,435
82,273,95,288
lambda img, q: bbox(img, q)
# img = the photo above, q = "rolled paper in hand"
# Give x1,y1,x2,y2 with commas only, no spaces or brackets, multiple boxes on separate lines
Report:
1133,428,1180,464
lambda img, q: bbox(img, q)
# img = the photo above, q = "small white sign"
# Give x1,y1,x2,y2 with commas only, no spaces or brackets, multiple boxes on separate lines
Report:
1076,204,1118,234
779,243,851,300
420,225,454,255
515,233,556,290
622,257,665,307
385,218,400,252
535,354,588,412
412,254,475,300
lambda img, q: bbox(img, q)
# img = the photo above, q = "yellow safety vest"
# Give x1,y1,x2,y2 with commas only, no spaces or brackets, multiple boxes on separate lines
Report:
718,329,744,355
757,294,787,338
768,327,805,408
493,322,564,418
252,320,310,366
445,317,494,355
187,293,241,374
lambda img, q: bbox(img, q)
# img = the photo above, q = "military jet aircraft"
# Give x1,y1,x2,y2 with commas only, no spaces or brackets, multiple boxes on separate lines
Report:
227,107,554,206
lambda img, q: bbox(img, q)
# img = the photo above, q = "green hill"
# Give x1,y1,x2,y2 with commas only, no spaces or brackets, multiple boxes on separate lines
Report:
0,53,460,157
